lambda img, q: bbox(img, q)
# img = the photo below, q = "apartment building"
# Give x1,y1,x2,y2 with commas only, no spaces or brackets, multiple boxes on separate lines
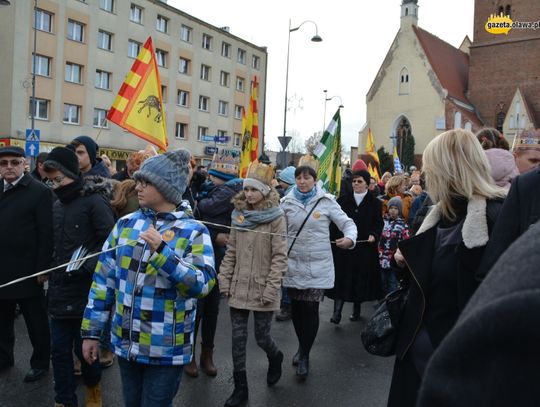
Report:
0,0,267,166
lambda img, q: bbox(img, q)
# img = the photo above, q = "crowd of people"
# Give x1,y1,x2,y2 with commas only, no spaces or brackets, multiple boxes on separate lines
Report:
0,125,539,407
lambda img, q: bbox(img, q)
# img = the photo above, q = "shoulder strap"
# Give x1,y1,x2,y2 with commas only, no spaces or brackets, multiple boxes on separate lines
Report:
287,198,323,256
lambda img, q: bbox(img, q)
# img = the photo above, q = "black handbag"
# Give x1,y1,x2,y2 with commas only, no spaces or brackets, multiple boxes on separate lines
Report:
361,286,408,357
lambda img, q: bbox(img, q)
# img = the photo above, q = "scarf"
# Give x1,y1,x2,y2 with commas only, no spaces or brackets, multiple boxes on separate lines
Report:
54,178,84,204
293,186,317,206
231,206,284,230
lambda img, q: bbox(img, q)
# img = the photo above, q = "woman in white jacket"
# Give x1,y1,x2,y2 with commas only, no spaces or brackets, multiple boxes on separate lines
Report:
281,165,357,380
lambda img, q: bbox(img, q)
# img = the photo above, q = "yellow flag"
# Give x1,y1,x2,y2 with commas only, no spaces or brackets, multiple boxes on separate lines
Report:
107,37,168,151
239,76,259,178
365,128,380,164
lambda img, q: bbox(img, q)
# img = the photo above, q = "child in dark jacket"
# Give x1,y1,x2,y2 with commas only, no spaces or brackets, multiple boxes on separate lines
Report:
378,196,410,294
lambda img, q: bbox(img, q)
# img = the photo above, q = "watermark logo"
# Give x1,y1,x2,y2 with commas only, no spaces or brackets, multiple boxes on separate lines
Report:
485,13,513,35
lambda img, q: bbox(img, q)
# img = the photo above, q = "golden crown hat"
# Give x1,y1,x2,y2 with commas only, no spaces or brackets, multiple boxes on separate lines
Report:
246,162,275,186
211,151,240,175
298,154,320,172
514,129,540,151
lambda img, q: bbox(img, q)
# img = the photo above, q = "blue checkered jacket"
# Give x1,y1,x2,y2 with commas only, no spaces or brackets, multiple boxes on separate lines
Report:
81,204,216,365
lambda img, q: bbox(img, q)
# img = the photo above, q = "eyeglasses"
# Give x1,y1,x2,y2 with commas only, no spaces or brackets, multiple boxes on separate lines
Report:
135,180,152,188
46,175,66,188
0,159,23,167
352,179,366,184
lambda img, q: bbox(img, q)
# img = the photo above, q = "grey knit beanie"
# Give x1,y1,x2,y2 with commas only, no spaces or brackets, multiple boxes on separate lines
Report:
133,149,191,205
387,196,403,216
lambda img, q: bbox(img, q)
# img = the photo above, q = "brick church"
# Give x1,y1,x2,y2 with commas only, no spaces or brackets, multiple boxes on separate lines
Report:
359,0,540,161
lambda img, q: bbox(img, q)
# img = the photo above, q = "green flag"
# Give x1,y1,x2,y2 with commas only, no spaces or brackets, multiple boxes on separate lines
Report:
314,109,342,195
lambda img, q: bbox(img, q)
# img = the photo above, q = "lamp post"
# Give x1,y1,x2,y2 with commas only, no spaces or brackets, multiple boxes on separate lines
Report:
282,19,322,140
323,91,344,133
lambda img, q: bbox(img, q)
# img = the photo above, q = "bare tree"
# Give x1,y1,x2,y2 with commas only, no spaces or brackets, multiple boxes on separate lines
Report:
287,129,305,153
305,132,322,154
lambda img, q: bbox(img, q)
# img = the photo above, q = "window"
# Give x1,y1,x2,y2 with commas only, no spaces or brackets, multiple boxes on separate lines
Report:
175,122,187,139
178,57,190,74
65,62,83,83
129,4,143,24
202,34,212,50
505,5,512,17
128,40,141,58
98,30,113,51
234,105,243,119
67,20,84,42
34,9,52,33
236,76,245,92
180,25,192,42
63,104,81,124
218,101,228,116
93,108,108,128
399,67,410,95
220,71,229,87
156,49,167,68
156,15,168,33
99,0,114,12
217,130,227,143
30,98,49,120
95,70,111,89
32,54,51,77
177,90,189,107
197,126,208,141
237,49,246,64
161,85,167,102
199,96,209,112
234,133,241,147
464,122,472,131
221,42,231,58
200,64,211,81
454,111,462,129
252,55,261,70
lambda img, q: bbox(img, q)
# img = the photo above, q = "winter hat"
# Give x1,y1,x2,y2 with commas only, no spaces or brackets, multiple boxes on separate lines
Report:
485,148,519,189
352,159,368,172
243,162,274,196
208,152,239,181
352,169,370,186
43,147,81,179
73,135,99,166
387,196,403,216
0,146,25,158
278,166,296,185
133,149,191,205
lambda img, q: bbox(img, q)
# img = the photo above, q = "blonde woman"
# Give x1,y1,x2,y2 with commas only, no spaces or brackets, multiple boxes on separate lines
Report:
381,175,414,220
387,129,507,407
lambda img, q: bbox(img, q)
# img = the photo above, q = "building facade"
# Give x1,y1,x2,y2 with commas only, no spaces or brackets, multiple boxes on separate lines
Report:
0,0,267,167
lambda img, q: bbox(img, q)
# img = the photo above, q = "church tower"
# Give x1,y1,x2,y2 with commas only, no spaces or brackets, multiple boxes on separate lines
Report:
400,0,419,29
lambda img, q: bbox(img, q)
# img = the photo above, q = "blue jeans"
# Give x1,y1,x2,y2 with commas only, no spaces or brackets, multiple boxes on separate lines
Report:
118,357,184,407
50,318,101,407
381,268,398,295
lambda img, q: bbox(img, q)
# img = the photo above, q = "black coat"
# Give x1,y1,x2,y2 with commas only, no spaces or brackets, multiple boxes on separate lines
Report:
477,167,540,279
0,174,53,299
326,192,383,302
417,220,540,407
48,178,115,318
387,198,503,407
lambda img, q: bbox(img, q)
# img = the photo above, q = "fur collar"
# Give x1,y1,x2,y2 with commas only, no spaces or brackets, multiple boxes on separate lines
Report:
416,195,489,249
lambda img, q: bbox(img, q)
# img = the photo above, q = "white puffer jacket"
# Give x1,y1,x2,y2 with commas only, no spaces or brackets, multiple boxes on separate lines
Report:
281,187,357,289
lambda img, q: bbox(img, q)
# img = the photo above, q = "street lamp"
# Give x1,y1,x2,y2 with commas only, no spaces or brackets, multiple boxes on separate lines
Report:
322,90,344,132
283,19,322,140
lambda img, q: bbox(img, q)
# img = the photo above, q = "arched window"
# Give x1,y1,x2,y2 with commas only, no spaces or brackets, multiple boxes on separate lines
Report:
498,6,504,14
505,4,511,16
496,111,506,132
395,117,412,158
454,111,462,129
405,7,409,16
464,122,472,131
399,67,410,95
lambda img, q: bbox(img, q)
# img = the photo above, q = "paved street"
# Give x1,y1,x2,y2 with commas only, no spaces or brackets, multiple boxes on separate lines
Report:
0,299,393,407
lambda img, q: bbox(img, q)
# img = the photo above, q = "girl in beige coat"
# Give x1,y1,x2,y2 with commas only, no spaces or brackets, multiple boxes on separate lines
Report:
219,163,288,407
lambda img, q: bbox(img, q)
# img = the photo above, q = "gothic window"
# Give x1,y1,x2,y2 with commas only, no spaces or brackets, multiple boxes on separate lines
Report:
399,67,410,95
454,111,462,129
395,117,412,158
496,111,506,132
498,6,504,14
505,5,511,16
405,7,409,16
464,122,472,131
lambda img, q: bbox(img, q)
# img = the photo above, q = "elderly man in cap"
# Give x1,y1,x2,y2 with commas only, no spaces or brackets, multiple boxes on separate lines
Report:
0,146,53,382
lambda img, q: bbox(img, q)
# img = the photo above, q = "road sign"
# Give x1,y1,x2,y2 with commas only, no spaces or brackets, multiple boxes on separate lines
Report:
204,146,218,155
25,128,40,157
216,135,229,143
278,136,292,150
201,135,216,142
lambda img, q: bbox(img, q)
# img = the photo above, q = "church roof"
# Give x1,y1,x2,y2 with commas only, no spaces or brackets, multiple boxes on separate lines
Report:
413,26,470,105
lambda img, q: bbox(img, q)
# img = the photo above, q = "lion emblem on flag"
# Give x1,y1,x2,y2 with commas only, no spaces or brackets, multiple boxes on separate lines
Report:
137,95,162,123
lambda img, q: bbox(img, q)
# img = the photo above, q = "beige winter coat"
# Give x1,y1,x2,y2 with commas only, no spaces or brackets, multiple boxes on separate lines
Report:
218,191,288,311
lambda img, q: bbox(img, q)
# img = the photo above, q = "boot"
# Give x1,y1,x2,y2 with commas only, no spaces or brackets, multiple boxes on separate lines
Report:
224,371,248,407
292,347,302,366
266,350,283,386
330,299,344,324
349,302,361,321
184,357,198,378
85,383,102,407
99,348,115,368
296,352,309,381
275,303,291,322
200,347,217,377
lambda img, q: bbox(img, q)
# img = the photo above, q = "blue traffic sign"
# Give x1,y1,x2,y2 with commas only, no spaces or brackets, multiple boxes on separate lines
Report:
25,128,40,157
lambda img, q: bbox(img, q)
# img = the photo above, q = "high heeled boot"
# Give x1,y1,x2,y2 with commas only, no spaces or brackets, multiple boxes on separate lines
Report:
330,299,344,324
224,371,248,407
349,302,362,321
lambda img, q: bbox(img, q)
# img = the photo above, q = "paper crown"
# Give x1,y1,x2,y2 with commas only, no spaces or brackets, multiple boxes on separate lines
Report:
246,162,275,186
210,151,239,175
298,154,320,172
514,129,540,151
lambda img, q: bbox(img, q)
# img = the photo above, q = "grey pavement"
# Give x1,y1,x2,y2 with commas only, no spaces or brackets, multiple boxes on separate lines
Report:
0,299,393,407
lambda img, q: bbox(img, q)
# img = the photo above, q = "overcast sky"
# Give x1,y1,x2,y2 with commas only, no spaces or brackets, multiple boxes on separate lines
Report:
169,0,474,152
